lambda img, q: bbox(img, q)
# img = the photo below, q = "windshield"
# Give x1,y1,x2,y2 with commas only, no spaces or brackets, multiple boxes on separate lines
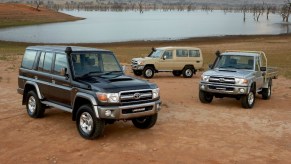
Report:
214,55,254,70
149,49,164,58
71,52,122,77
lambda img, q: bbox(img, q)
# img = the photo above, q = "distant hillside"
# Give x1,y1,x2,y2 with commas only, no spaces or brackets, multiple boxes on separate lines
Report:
0,3,82,28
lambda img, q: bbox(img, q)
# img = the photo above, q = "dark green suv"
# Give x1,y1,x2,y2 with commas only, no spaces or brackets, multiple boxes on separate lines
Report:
18,46,161,139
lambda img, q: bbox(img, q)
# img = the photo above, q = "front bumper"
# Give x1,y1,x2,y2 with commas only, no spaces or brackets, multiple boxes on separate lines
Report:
96,100,161,120
131,64,145,70
199,82,250,95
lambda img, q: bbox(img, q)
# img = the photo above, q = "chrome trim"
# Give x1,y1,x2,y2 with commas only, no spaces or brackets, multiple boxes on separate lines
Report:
20,76,71,91
75,92,99,118
119,89,153,103
97,100,161,120
200,83,250,95
25,81,44,99
120,93,152,100
119,89,154,96
42,101,72,113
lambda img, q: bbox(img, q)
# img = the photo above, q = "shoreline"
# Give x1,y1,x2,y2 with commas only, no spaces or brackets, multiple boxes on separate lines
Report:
1,33,290,46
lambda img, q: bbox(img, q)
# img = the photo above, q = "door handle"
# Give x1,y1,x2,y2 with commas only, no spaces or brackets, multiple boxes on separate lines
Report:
196,61,200,63
52,80,55,84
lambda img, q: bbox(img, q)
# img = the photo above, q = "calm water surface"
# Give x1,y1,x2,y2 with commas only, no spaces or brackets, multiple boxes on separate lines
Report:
0,10,289,43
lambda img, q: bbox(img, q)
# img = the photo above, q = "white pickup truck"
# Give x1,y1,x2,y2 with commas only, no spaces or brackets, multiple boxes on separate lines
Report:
199,50,278,109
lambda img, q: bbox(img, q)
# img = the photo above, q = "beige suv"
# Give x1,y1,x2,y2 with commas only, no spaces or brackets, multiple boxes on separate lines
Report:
131,47,203,78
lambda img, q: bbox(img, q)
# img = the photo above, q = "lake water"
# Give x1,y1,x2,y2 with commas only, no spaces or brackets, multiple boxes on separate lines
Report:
0,10,290,43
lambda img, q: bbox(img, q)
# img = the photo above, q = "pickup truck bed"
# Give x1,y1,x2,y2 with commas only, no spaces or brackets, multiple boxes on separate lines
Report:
265,67,278,79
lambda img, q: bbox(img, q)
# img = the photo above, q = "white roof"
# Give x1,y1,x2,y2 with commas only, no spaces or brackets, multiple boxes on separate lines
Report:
156,46,201,50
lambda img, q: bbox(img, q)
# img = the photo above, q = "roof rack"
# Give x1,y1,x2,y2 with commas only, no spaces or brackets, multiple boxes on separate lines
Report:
225,50,267,67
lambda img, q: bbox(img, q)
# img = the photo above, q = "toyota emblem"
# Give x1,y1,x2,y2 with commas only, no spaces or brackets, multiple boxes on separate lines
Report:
133,93,141,99
219,78,225,82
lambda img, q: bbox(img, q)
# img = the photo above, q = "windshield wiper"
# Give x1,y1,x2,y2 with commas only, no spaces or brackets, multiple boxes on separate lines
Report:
102,71,123,76
77,71,101,79
219,66,237,69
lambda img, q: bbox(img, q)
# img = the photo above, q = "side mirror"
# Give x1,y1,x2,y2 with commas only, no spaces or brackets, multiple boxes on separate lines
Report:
60,67,67,76
260,67,266,72
208,64,213,69
163,55,167,60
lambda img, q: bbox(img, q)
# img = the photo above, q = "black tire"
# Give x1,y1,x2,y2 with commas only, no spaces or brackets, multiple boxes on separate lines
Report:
26,91,45,118
199,90,213,103
241,86,256,109
133,70,142,76
132,113,158,129
262,79,272,100
182,67,194,78
172,70,182,77
143,66,154,79
76,105,105,140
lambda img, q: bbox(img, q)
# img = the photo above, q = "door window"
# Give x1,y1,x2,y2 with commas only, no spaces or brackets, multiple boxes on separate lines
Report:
42,52,54,73
54,53,68,75
163,50,173,59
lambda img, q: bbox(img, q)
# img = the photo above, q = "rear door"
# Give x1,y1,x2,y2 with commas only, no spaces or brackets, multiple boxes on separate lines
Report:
35,51,54,100
176,49,189,70
189,49,203,69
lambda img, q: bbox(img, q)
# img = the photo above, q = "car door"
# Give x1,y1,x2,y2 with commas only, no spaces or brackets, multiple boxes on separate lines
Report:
35,51,54,100
157,50,174,71
176,49,189,70
189,49,203,69
50,53,72,107
254,57,264,90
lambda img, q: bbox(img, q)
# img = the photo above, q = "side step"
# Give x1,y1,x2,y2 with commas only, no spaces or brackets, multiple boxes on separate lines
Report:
42,101,72,113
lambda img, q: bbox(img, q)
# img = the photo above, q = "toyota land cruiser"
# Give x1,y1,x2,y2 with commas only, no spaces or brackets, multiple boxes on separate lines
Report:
18,46,161,139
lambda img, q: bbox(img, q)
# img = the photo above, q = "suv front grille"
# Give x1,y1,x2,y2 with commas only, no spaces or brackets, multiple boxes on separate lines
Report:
209,76,235,84
120,90,153,104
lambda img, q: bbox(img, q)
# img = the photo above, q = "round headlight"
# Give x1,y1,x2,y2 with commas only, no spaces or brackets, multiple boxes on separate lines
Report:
201,75,210,82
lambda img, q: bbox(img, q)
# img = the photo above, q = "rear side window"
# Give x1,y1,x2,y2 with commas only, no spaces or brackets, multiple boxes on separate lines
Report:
42,52,54,73
38,52,45,71
189,50,200,57
54,53,68,75
22,50,37,69
176,49,188,57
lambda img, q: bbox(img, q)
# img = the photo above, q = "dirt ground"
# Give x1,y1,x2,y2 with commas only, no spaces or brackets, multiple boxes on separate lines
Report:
0,56,290,164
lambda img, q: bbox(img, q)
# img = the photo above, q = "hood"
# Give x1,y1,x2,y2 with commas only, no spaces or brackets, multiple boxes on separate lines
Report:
78,75,156,93
203,68,253,78
132,57,153,62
